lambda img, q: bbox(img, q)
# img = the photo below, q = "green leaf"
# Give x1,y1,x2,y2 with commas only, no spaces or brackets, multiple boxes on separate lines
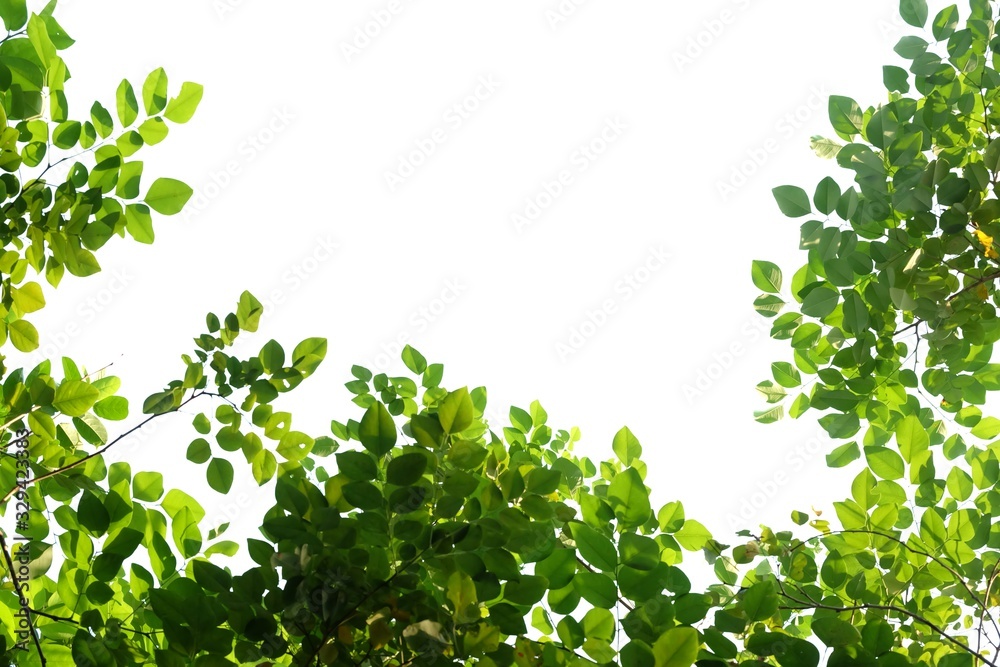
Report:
828,95,863,140
775,638,820,667
447,571,479,623
883,65,909,93
438,387,474,434
931,5,959,40
292,337,327,375
117,161,143,199
801,285,839,318
259,339,285,373
841,289,869,334
252,449,277,485
54,380,99,417
142,389,180,415
742,581,779,621
572,522,617,571
810,135,842,159
164,81,204,123
359,401,396,457
39,5,73,49
77,492,110,536
162,489,205,523
751,260,782,293
813,176,841,215
754,405,783,424
401,344,426,374
142,67,168,115
192,559,232,594
0,0,27,31
754,294,785,318
573,571,617,608
771,361,801,388
27,15,55,67
187,438,211,464
52,120,81,148
524,467,560,494
342,481,382,510
206,457,234,494
612,426,642,466
8,319,38,352
144,177,193,215
812,617,862,647
608,466,652,528
276,431,313,462
920,508,946,547
658,501,685,532
772,185,811,217
899,0,928,28
488,603,527,636
864,446,905,480
971,416,1000,439
386,451,427,485
73,630,114,667
237,290,263,332
674,519,711,550
947,467,973,501
134,472,164,502
137,117,168,145
336,450,378,481
116,79,138,127
171,506,201,558
619,533,660,571
126,203,154,243
652,627,700,667
507,406,530,434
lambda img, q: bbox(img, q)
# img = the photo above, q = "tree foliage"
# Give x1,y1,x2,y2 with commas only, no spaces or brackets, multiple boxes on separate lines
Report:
748,0,1000,664
2,0,999,666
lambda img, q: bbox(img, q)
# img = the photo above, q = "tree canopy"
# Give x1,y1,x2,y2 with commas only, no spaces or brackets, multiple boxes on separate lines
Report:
1,0,999,666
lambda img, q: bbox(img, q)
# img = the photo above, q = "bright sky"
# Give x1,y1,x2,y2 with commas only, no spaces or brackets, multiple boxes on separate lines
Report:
4,0,947,564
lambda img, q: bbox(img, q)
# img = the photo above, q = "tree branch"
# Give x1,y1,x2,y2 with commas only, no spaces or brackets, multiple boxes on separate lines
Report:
0,533,46,665
777,595,996,667
0,391,207,504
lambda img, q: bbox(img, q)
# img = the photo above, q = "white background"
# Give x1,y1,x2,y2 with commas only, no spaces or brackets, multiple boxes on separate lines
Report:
6,0,941,562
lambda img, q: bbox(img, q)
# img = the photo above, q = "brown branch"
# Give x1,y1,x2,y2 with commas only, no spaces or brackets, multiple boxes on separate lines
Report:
841,529,993,625
892,320,922,337
778,599,995,666
0,391,207,504
947,270,1000,303
980,560,1000,657
0,533,45,665
787,528,991,620
28,607,76,624
776,588,996,667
